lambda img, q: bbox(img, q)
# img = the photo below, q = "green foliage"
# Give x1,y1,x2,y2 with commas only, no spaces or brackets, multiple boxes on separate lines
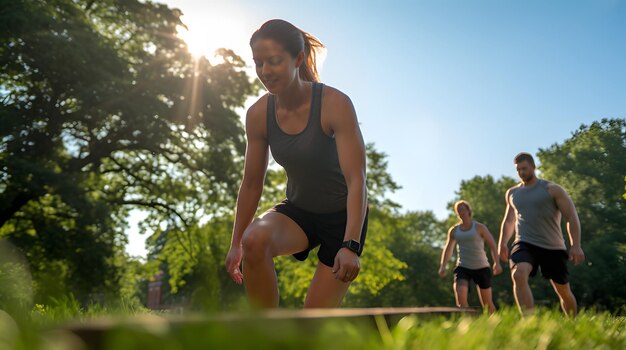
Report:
1,0,258,303
538,118,626,310
258,167,288,212
145,217,247,311
0,240,33,313
571,235,626,310
363,210,453,307
365,143,402,210
347,212,408,299
26,294,148,332
538,118,625,241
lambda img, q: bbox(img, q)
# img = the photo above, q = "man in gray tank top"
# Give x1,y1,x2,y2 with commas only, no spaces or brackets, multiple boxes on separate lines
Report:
498,153,585,316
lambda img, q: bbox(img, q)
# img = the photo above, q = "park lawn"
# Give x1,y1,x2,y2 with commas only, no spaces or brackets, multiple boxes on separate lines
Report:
0,306,625,349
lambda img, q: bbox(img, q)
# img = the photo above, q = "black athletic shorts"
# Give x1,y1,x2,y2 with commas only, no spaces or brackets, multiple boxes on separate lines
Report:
453,266,492,289
510,241,569,284
269,199,368,267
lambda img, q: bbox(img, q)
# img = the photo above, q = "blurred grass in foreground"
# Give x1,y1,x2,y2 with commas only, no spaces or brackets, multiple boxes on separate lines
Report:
0,303,625,349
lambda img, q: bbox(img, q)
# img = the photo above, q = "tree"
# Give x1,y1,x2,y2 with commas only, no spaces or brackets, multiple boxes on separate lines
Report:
363,210,452,307
538,118,626,310
0,0,258,302
538,118,625,244
365,143,402,211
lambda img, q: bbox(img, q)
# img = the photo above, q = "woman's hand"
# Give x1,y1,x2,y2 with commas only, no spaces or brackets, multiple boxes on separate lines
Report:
333,248,360,283
225,245,244,285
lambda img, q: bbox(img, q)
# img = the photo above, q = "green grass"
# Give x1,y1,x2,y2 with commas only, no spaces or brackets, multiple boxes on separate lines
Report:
380,308,626,349
1,304,624,349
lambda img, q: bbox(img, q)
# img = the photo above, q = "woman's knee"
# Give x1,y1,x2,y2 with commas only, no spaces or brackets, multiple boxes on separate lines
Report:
242,223,272,262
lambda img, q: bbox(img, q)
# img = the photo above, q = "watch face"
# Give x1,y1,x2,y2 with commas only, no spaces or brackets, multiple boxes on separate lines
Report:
350,240,359,250
347,240,360,252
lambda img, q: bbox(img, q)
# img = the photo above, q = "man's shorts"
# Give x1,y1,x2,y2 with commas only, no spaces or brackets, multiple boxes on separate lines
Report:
510,241,569,284
453,266,492,289
269,199,368,267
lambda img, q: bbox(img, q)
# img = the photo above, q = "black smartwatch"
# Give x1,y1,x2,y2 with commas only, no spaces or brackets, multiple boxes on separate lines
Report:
341,239,360,254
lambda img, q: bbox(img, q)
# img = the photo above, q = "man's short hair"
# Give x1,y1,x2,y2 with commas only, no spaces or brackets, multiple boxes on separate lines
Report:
514,152,535,166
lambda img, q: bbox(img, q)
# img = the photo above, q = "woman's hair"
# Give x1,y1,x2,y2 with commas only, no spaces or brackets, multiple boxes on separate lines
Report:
453,200,473,220
250,19,325,82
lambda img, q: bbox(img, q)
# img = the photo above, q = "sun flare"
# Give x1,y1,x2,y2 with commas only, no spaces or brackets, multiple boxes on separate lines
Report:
177,16,249,62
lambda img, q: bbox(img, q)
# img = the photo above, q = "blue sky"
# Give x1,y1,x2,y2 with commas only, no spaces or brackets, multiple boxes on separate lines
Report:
126,0,626,257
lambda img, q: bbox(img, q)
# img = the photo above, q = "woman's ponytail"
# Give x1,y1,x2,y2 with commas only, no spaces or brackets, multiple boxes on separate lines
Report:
299,31,325,82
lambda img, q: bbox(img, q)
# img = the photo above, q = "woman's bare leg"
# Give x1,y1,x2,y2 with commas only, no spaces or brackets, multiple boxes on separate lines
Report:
304,261,352,308
242,211,309,308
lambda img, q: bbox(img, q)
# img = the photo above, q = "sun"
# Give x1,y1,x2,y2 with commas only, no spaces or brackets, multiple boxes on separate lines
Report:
177,15,249,62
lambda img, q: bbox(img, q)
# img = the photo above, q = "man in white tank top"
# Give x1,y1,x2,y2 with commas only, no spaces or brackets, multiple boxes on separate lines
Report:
439,200,502,314
498,152,585,316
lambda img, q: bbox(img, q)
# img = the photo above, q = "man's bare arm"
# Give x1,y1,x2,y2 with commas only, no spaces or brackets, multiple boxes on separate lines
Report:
498,188,516,262
550,184,585,265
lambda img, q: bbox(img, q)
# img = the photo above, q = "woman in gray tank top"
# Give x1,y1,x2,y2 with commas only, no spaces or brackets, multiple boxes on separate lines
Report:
439,200,502,314
224,19,368,309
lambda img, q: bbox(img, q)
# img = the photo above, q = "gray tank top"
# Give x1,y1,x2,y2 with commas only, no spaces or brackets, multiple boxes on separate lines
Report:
266,83,348,213
453,221,489,269
509,179,566,250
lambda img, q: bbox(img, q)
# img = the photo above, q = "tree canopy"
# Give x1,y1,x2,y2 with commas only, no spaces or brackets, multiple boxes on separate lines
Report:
1,0,258,302
538,118,626,310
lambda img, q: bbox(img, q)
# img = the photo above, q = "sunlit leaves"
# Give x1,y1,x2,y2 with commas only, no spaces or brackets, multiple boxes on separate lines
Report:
0,0,257,303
